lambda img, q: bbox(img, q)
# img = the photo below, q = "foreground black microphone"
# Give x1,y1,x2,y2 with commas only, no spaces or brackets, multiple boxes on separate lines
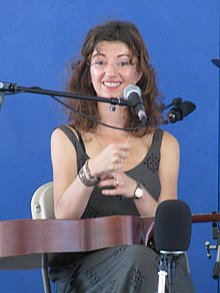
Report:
165,101,196,124
154,200,192,293
123,84,147,124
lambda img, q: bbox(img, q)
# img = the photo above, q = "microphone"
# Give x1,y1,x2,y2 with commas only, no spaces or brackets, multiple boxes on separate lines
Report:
165,101,196,124
154,200,192,293
211,58,220,69
123,84,147,124
154,199,192,253
160,98,183,113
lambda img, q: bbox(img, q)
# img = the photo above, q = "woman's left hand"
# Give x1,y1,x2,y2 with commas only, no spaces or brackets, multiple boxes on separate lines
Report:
98,171,137,199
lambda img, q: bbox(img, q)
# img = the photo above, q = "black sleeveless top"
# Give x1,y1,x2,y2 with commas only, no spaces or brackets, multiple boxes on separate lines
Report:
49,125,164,267
58,125,164,218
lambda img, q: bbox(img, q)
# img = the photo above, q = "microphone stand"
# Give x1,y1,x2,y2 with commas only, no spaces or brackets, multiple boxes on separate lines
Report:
157,252,182,293
0,81,195,125
213,230,220,280
0,92,4,111
160,98,182,113
0,81,128,107
204,213,220,281
158,254,167,293
0,81,186,113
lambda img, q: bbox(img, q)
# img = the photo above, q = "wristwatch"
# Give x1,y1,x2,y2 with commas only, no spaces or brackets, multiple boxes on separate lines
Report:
133,183,144,199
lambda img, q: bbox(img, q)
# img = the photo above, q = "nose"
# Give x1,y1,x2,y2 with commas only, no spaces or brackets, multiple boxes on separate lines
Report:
104,62,117,76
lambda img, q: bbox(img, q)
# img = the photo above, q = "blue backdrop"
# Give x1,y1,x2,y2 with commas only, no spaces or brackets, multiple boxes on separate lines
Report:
0,1,219,292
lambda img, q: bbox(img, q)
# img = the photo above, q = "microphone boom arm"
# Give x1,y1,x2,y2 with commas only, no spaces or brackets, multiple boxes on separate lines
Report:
0,81,128,106
0,81,196,124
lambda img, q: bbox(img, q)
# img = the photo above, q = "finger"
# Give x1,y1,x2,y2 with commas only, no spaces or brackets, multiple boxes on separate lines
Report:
120,144,130,153
102,187,119,196
120,141,131,149
98,177,117,188
99,175,114,180
119,151,129,160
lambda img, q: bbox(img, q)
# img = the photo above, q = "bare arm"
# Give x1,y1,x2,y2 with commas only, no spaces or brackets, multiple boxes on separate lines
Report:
51,128,94,219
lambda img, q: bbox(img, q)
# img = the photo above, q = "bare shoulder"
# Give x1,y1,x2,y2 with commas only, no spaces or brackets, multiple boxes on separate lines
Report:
51,126,79,143
50,126,77,159
51,127,65,142
161,131,180,153
51,128,68,151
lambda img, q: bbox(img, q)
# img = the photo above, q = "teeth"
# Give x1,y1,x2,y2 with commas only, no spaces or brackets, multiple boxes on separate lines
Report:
103,82,120,87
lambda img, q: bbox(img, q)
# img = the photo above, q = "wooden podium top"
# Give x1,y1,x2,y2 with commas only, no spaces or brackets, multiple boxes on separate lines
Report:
0,213,218,270
0,216,154,270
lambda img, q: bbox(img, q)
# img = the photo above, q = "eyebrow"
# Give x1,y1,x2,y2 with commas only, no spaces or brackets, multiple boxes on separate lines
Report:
91,52,131,59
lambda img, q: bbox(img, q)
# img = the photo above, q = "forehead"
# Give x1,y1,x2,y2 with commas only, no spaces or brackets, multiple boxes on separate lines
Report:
92,41,131,57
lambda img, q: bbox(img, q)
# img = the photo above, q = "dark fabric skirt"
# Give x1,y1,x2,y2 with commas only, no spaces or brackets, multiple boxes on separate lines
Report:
49,245,194,293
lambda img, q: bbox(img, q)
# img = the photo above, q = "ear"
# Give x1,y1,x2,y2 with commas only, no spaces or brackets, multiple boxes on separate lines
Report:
135,71,143,84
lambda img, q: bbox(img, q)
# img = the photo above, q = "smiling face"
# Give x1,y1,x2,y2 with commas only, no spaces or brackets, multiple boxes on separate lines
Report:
90,41,143,98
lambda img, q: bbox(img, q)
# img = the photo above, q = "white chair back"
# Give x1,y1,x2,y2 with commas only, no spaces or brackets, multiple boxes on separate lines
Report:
31,181,54,293
31,182,54,219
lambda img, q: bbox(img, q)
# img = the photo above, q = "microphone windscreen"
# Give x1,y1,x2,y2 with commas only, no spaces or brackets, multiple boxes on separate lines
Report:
181,101,196,117
154,199,192,252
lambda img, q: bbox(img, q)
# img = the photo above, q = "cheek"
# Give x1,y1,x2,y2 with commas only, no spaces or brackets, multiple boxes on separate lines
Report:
90,67,101,84
129,69,142,84
124,70,139,84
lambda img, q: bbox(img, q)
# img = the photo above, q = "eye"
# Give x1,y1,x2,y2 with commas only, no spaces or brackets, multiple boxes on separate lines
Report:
91,57,106,66
95,60,104,65
117,60,130,67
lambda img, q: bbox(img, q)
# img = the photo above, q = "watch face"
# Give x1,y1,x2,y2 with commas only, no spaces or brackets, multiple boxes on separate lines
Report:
135,185,143,198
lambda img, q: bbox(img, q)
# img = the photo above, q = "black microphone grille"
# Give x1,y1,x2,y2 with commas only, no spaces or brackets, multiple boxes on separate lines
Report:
154,199,192,252
182,101,196,115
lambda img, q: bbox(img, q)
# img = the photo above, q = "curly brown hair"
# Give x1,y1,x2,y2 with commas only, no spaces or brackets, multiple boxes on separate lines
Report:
65,20,162,136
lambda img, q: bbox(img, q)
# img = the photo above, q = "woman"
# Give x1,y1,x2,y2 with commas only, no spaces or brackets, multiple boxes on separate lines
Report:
49,20,194,293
